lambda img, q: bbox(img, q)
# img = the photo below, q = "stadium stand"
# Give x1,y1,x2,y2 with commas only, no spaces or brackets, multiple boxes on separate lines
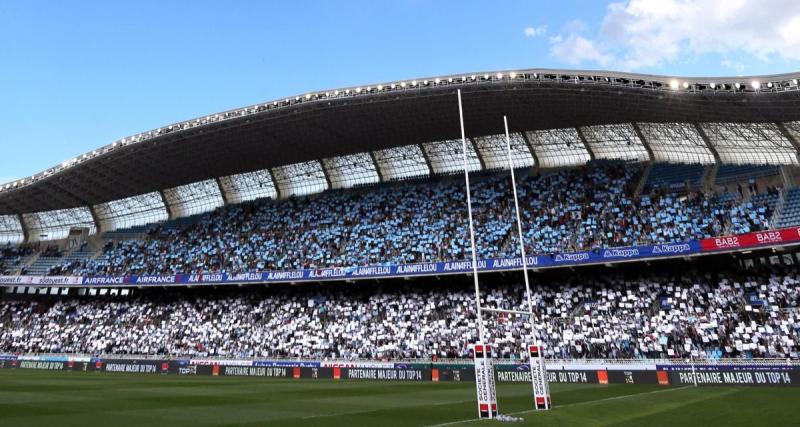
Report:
0,246,34,275
47,161,772,277
715,165,780,184
1,261,797,360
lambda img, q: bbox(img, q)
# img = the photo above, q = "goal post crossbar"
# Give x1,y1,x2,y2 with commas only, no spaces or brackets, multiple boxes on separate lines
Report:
479,306,534,316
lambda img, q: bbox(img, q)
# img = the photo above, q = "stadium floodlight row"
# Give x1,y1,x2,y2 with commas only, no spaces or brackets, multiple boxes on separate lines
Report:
1,69,800,244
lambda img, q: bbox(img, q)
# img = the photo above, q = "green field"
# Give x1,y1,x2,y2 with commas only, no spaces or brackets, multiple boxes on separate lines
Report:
0,370,798,426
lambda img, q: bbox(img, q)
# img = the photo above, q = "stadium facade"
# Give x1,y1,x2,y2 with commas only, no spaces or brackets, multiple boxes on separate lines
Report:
0,69,800,287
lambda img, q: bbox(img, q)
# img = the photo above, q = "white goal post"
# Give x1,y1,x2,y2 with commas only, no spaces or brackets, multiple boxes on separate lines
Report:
457,90,551,419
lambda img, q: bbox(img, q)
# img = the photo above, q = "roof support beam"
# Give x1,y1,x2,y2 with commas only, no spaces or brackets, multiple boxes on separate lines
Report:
776,122,800,162
318,159,333,190
574,127,596,161
468,137,487,171
47,179,102,234
631,123,656,163
158,190,175,220
519,131,541,172
694,123,722,193
418,144,434,176
87,205,102,234
694,123,722,163
18,213,29,244
268,168,282,199
215,177,230,205
368,151,385,182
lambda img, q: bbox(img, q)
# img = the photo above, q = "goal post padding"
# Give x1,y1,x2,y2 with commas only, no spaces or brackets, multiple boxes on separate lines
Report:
529,345,551,410
473,343,498,419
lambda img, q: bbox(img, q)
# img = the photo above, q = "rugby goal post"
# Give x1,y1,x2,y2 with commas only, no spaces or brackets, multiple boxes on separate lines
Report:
456,91,551,419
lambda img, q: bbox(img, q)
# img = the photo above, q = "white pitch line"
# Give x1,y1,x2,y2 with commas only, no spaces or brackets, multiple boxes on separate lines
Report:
423,386,692,427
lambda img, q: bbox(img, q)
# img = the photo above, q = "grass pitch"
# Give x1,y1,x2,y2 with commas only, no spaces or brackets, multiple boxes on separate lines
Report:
0,370,798,426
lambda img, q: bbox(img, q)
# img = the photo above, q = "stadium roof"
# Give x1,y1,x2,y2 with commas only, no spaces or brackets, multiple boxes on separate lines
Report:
3,68,800,243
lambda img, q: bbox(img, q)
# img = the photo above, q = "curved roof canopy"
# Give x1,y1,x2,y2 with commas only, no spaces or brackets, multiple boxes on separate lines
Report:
2,68,800,243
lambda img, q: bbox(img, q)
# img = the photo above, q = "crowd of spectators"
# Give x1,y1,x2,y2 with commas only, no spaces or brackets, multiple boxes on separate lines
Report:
44,161,772,277
2,263,798,360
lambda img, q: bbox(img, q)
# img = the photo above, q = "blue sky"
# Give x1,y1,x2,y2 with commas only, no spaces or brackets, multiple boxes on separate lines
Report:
1,0,799,183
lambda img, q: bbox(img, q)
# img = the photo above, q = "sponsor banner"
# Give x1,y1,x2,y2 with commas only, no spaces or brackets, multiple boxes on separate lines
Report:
8,227,800,288
17,360,67,371
253,360,320,368
606,370,661,385
4,227,800,288
190,359,252,366
102,360,164,374
657,364,795,372
668,369,799,386
0,275,82,285
321,361,395,369
220,366,291,378
700,228,800,251
340,368,429,381
18,355,91,363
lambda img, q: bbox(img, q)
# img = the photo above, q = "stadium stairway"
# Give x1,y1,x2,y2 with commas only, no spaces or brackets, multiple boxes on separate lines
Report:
1,252,37,275
25,255,64,276
25,249,97,276
633,162,654,197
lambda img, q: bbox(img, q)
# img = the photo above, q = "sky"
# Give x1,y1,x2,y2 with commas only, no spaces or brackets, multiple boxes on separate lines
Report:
1,0,800,184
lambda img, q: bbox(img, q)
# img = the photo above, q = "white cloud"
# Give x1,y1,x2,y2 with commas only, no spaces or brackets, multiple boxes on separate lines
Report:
562,19,588,34
524,25,547,38
549,34,613,67
547,0,800,71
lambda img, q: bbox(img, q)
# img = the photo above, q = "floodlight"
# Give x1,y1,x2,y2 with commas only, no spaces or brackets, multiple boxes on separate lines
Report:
510,72,517,79
470,75,476,80
484,74,489,79
669,80,680,90
305,94,311,99
400,82,406,88
751,81,760,90
411,80,418,86
709,82,716,89
496,72,503,79
682,82,689,89
377,85,383,90
767,82,773,88
434,78,440,84
735,83,741,89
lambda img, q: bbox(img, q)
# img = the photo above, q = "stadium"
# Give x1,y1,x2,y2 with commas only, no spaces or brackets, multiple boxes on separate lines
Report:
2,67,800,426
